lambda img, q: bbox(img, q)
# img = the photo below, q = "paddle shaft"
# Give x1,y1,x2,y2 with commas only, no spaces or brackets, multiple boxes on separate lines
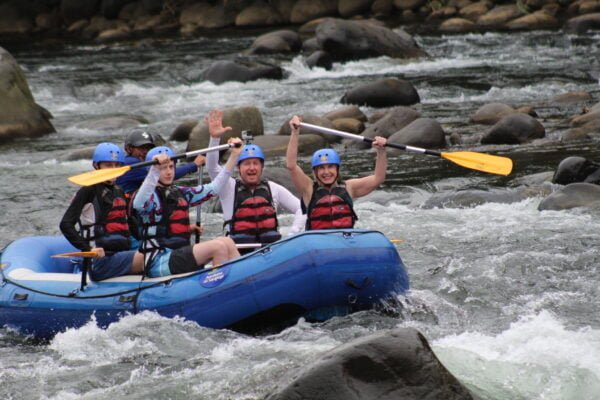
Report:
129,143,235,170
299,122,442,157
195,166,203,244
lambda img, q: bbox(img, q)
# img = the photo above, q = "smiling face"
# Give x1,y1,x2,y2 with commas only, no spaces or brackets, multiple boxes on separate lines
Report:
158,160,175,185
238,158,263,187
314,164,339,187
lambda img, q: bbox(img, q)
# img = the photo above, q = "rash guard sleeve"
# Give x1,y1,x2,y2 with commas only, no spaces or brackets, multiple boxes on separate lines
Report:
59,186,97,251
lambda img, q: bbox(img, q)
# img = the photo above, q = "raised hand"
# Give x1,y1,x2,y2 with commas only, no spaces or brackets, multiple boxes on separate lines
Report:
205,109,233,138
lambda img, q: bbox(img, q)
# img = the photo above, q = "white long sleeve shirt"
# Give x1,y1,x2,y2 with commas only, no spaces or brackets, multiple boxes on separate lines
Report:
207,137,305,235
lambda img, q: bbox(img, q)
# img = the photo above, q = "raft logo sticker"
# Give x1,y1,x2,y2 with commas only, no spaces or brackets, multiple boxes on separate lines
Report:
201,265,231,288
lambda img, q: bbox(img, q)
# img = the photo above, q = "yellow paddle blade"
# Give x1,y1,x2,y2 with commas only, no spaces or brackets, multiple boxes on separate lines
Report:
389,239,403,244
52,251,99,258
441,151,513,176
68,165,132,186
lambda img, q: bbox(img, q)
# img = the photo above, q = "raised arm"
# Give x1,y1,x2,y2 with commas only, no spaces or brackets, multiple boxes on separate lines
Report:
205,109,232,180
346,136,388,199
286,115,314,205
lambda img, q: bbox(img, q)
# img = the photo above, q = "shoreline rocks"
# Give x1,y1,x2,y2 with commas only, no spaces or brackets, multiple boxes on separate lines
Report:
0,1,598,46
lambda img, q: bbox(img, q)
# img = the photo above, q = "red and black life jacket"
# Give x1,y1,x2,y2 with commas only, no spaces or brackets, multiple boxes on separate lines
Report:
79,184,131,252
226,179,279,242
151,186,191,249
302,183,357,230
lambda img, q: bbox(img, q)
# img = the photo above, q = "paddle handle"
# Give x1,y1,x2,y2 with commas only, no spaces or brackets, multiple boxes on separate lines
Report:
298,122,442,157
128,142,237,170
195,166,204,244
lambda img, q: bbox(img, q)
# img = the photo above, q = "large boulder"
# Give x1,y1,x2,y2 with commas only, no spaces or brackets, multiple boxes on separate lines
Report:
552,156,600,185
341,78,420,108
0,47,55,143
538,183,600,211
254,133,326,157
187,106,264,151
388,118,446,151
315,18,427,61
201,60,284,84
480,113,545,145
349,106,420,148
266,328,473,400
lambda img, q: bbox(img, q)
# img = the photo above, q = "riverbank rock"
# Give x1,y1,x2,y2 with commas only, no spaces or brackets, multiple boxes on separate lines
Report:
201,60,284,84
341,78,420,108
315,18,427,61
187,106,263,151
564,12,600,33
388,117,446,150
538,183,600,211
236,2,285,27
266,327,474,400
480,113,545,144
0,47,55,143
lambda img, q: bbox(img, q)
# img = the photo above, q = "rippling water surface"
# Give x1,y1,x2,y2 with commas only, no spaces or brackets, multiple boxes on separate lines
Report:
1,30,599,399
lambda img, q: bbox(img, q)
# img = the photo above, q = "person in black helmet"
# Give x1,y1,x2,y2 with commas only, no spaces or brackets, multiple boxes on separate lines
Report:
117,129,203,194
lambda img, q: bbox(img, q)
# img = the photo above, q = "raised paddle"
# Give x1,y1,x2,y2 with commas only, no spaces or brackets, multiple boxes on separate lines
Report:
298,122,513,176
68,143,239,186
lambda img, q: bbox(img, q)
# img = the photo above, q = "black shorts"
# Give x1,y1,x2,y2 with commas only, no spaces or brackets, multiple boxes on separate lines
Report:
168,246,203,274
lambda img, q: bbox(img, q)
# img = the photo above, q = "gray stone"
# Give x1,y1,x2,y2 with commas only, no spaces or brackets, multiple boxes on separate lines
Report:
0,47,55,143
266,327,473,400
341,78,420,108
481,113,545,144
538,183,600,211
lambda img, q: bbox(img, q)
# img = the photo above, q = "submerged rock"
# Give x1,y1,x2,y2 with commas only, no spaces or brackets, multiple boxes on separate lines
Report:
538,183,600,211
266,327,473,400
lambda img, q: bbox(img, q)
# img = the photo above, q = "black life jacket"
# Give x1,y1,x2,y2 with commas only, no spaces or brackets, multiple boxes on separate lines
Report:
138,186,191,251
302,183,357,230
78,184,131,252
226,179,280,243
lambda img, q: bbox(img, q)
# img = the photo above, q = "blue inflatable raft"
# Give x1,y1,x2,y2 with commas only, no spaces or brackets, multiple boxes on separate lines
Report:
0,229,409,339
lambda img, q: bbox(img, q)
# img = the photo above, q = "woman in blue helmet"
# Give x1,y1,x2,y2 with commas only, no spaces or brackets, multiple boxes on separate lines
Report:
60,143,144,281
286,115,388,230
204,109,304,245
131,140,242,277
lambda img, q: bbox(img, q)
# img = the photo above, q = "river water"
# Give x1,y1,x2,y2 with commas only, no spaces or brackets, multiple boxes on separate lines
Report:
1,29,599,399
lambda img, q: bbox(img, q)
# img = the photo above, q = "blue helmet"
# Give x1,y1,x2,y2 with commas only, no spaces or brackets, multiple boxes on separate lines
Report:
146,146,176,162
311,149,341,168
238,144,265,165
92,142,124,165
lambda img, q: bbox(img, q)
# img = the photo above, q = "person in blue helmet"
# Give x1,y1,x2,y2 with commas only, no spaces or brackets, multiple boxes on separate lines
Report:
60,143,144,281
204,109,305,245
286,115,388,230
117,129,203,195
131,141,242,277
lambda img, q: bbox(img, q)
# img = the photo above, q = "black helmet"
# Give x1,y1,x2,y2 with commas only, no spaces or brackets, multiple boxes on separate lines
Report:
125,129,155,148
